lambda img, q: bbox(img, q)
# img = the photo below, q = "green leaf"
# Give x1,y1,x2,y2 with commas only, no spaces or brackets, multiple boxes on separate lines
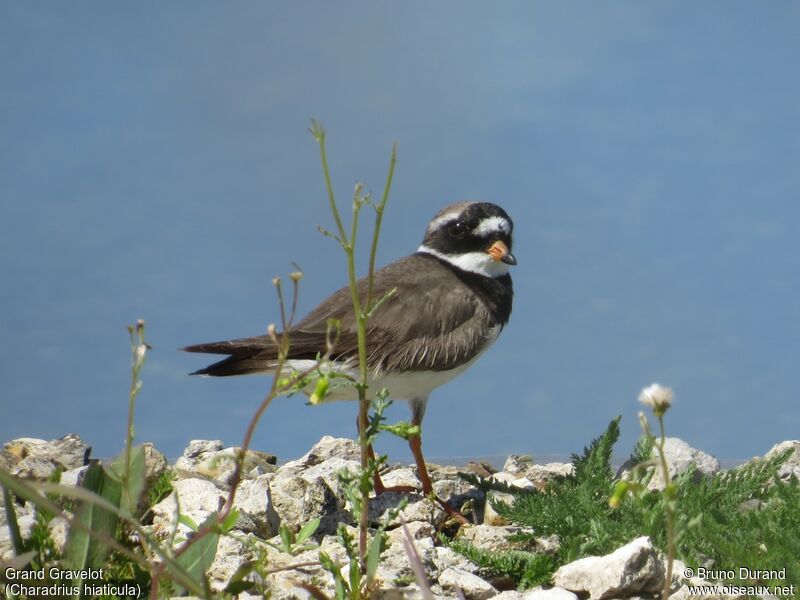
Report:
279,523,293,552
219,508,240,533
108,445,146,517
63,462,122,588
296,518,320,546
365,530,383,585
178,513,199,531
2,484,25,556
224,562,255,595
171,515,219,595
348,555,361,597
379,422,420,441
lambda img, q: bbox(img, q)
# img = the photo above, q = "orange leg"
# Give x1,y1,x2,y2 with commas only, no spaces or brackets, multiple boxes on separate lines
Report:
369,443,417,494
408,417,468,525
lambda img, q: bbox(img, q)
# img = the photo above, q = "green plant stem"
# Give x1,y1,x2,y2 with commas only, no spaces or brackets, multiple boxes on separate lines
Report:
366,144,396,311
656,415,675,600
123,323,145,515
317,126,368,569
313,122,348,244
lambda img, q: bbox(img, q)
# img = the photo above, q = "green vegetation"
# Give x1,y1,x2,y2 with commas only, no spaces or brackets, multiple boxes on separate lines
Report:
454,417,800,595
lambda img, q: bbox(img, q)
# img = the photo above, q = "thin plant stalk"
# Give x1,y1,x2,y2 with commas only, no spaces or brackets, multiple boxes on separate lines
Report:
656,414,675,600
366,143,397,311
123,320,147,514
311,120,395,572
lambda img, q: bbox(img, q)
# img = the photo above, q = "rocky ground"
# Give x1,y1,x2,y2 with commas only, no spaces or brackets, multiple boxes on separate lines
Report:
1,434,798,599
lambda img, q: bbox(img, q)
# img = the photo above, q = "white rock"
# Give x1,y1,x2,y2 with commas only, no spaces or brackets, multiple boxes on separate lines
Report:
183,439,224,457
207,535,253,592
430,545,479,575
380,534,435,578
300,456,360,491
503,454,535,475
460,524,523,552
175,441,276,484
493,592,525,600
618,438,719,491
439,566,497,599
59,465,89,487
552,536,664,600
387,519,435,543
150,478,224,540
763,440,800,481
268,467,352,535
522,587,579,600
0,509,35,561
484,490,516,526
525,463,574,483
380,466,422,490
369,492,445,528
233,474,280,538
13,456,59,481
2,435,91,476
648,438,720,490
280,436,360,475
142,442,169,483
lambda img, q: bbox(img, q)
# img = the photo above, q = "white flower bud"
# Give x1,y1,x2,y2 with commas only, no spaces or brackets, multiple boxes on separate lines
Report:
638,383,673,415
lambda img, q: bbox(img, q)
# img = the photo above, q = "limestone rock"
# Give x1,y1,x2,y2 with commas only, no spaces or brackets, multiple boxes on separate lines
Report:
142,442,169,484
552,536,664,600
233,474,281,538
430,544,480,575
484,472,533,526
438,566,497,599
618,438,720,491
459,524,524,553
503,454,535,476
175,440,276,484
12,456,59,481
0,505,35,561
207,534,253,592
2,435,91,480
150,478,224,540
59,465,89,488
493,592,525,600
763,440,800,481
280,436,360,475
522,588,579,600
380,466,422,490
524,463,574,484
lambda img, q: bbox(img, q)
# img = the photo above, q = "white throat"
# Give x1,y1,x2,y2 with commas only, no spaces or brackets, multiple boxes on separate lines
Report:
417,245,511,278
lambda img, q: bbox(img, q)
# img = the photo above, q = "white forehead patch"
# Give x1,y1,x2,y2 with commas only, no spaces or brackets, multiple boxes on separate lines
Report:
426,210,462,234
473,216,511,237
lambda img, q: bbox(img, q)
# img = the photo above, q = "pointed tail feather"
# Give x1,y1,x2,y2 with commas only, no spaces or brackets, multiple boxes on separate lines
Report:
190,354,275,377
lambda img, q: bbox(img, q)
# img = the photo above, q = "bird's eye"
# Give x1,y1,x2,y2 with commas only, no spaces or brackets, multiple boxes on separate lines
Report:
448,221,467,238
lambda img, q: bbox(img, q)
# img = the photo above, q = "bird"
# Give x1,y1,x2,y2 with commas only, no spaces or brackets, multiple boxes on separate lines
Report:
184,201,515,517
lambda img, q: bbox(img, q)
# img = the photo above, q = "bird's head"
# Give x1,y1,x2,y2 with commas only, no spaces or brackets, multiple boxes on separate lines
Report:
418,201,516,278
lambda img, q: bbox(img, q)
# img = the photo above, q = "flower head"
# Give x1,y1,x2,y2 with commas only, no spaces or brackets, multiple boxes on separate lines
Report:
638,383,673,416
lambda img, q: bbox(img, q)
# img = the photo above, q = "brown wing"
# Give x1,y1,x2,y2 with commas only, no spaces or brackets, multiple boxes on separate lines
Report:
184,254,505,376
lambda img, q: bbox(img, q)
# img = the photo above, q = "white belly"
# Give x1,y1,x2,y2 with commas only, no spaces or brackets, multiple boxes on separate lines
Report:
283,325,500,402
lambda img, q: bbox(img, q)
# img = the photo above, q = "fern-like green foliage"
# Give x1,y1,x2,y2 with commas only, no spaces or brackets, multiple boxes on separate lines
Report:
455,418,800,594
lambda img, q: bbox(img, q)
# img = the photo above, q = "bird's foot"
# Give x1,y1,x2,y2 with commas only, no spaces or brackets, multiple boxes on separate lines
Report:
374,481,419,494
432,494,470,525
373,472,419,495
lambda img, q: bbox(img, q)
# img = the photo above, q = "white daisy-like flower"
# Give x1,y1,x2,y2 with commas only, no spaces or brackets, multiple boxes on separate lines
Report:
638,383,673,415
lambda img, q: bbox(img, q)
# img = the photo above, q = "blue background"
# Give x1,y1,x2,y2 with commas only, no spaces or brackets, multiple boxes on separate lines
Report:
2,3,798,464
